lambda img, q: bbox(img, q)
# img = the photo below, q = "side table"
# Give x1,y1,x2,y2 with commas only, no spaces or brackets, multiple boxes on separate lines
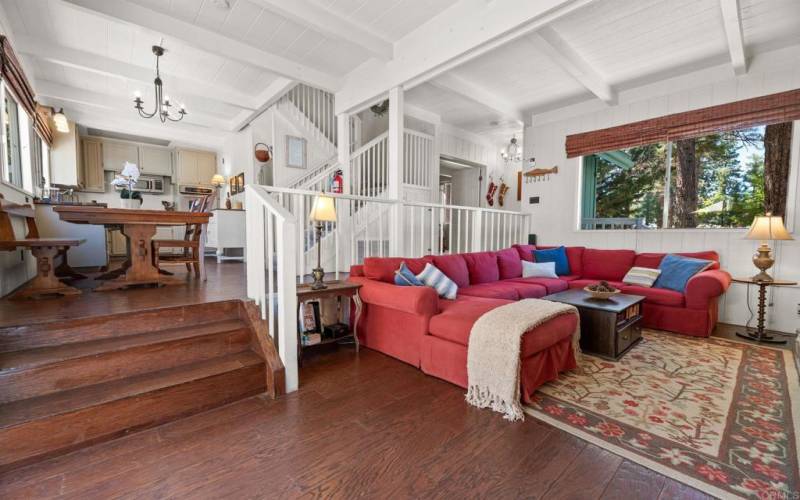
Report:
296,281,362,365
733,277,797,344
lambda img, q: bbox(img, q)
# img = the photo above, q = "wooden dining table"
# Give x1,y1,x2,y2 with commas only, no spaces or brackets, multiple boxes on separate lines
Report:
54,206,212,291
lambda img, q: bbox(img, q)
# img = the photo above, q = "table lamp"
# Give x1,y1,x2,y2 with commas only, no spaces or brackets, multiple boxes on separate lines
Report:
744,213,793,282
308,193,337,289
210,174,226,208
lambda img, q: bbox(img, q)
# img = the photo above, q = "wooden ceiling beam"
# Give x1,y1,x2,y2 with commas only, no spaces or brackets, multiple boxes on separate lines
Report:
719,0,748,75
429,73,525,125
250,0,393,60
529,26,617,105
62,0,341,91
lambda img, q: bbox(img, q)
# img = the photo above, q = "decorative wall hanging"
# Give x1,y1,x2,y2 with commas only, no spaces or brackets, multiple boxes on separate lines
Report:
254,142,272,163
498,179,509,207
524,165,559,183
229,172,245,195
485,177,497,206
286,135,307,169
516,171,522,201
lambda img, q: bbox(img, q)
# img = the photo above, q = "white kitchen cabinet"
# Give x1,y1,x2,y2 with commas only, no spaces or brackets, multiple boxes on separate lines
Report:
206,209,245,262
140,146,172,176
80,138,105,193
176,149,217,185
103,141,139,172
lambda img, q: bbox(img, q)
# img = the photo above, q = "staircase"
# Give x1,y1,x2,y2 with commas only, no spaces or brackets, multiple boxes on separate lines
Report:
0,300,283,471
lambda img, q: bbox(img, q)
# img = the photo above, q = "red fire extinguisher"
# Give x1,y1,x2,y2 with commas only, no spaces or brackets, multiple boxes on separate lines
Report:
331,169,344,194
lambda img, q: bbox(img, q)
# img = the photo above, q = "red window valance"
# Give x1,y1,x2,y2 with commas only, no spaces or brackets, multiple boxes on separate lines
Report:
565,88,800,158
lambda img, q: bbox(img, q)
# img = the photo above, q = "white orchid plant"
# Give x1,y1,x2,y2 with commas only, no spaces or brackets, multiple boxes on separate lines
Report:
111,162,143,202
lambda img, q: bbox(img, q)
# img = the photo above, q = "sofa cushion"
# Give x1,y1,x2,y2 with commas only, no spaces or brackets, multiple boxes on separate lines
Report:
620,285,685,307
363,257,431,283
654,254,714,292
559,274,581,282
432,254,470,288
508,276,569,294
429,297,576,358
567,279,626,290
634,251,720,270
417,263,459,300
394,261,425,286
513,244,536,262
510,282,549,299
536,246,585,276
622,266,661,288
459,282,520,300
533,246,570,275
522,261,558,278
461,251,500,284
496,248,523,279
582,249,636,281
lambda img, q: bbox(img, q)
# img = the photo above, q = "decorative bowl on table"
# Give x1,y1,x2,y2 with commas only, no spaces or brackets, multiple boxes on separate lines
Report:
584,281,621,300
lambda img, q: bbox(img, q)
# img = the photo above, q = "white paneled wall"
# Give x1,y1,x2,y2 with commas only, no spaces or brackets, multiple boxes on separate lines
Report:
524,45,800,333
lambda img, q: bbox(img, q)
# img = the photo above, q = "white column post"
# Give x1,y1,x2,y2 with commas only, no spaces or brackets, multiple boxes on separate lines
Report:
388,86,404,254
337,113,351,195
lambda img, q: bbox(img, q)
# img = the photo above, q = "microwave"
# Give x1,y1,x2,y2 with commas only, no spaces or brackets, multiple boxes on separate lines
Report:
114,175,165,193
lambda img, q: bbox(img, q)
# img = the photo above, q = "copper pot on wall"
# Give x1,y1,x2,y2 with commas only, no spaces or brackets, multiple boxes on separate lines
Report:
254,143,272,163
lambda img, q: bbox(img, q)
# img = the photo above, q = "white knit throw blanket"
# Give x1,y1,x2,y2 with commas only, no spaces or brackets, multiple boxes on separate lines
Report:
466,299,581,421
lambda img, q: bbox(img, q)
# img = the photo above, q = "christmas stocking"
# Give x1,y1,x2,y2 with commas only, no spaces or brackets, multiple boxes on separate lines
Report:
498,182,509,207
486,180,497,206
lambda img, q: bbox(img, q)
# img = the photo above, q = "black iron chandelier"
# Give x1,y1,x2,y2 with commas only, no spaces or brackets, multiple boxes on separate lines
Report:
133,45,186,123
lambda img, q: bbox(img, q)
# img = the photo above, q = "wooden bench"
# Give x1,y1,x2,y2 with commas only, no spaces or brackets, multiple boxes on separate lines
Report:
0,194,85,299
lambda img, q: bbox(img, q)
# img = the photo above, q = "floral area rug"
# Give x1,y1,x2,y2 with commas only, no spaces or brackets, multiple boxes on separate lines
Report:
524,330,799,499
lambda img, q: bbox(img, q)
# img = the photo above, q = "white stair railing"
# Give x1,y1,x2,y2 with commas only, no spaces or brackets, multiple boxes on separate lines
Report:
403,129,434,188
350,132,388,198
245,185,298,393
288,153,339,191
283,83,337,147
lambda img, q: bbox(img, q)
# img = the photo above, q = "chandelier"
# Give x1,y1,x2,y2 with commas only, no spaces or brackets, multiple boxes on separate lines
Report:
501,135,522,164
133,45,186,123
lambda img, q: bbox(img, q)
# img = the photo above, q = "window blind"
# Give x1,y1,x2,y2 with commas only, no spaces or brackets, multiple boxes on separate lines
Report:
565,88,800,158
0,36,52,146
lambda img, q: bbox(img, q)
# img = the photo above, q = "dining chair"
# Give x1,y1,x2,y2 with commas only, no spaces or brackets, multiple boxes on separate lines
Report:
152,193,215,280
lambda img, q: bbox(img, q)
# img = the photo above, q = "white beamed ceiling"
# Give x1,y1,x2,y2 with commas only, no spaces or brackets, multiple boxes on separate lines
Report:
1,0,797,145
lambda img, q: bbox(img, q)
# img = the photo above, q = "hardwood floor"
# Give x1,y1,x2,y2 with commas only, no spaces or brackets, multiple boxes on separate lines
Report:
0,260,792,498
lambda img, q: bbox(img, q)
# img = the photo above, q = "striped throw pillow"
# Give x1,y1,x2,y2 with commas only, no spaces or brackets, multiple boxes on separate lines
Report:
416,263,458,299
623,266,661,288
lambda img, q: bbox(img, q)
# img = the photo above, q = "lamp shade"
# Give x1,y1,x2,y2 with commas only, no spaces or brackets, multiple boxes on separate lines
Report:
52,108,69,133
744,214,793,241
308,194,337,222
211,174,226,186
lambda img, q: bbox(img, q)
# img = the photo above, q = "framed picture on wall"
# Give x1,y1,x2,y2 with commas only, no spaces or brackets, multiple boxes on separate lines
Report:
286,135,307,169
236,173,245,193
229,172,245,195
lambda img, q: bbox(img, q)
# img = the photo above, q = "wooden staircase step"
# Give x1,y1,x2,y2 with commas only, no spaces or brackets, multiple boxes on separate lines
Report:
0,319,251,403
0,300,242,354
0,351,266,471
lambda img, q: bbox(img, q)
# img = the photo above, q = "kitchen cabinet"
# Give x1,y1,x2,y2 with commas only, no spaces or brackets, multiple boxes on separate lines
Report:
176,149,217,186
103,141,139,172
140,146,172,176
80,138,105,193
50,120,81,187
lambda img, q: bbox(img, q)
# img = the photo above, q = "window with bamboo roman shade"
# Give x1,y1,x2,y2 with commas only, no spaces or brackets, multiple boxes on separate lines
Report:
565,88,800,158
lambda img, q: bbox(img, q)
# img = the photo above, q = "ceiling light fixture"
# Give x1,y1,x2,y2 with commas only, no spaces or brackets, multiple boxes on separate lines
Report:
52,108,69,133
501,135,522,164
133,45,186,123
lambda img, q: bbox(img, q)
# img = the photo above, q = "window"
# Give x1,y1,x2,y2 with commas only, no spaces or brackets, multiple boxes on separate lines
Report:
581,122,794,229
1,82,44,194
3,85,22,188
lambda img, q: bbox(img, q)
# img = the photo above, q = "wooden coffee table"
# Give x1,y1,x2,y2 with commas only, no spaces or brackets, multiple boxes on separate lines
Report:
544,289,646,360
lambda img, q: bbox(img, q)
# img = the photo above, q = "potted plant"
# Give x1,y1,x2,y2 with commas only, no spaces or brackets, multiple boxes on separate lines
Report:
111,162,143,209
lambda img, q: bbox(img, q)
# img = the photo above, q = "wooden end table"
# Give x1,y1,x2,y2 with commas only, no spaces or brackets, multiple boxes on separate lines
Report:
544,289,646,360
732,277,797,344
296,281,362,365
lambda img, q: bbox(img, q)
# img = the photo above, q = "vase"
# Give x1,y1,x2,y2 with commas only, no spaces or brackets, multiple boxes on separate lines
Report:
121,198,138,209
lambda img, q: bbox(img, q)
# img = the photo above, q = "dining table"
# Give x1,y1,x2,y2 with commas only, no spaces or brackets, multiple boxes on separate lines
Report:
53,206,212,291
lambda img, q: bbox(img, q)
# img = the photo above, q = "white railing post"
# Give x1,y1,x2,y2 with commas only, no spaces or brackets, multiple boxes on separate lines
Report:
276,217,298,393
388,87,404,254
471,208,483,252
337,113,351,194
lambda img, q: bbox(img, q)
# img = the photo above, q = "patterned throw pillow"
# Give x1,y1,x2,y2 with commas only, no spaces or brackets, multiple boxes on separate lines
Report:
394,262,424,286
416,263,458,299
522,261,558,279
622,266,662,288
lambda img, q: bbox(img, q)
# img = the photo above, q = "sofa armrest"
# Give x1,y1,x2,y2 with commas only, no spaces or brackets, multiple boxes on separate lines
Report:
348,277,439,316
685,269,732,309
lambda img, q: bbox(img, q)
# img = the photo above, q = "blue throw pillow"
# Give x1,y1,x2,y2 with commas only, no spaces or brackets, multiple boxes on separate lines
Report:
533,246,570,276
416,263,458,299
653,254,713,292
394,261,424,286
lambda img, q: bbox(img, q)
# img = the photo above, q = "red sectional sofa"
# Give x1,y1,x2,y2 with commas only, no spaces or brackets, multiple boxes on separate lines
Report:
348,245,731,397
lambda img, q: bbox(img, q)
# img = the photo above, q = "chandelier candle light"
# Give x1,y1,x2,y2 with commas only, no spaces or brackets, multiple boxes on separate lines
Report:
134,45,186,123
501,135,522,164
744,213,794,282
308,194,337,290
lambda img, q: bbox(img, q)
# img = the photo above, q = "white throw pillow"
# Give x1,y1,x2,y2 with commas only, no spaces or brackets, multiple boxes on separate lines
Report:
522,261,558,279
623,266,661,288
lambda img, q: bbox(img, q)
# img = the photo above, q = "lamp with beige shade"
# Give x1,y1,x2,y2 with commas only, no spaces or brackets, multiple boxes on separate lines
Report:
308,193,337,290
744,213,794,282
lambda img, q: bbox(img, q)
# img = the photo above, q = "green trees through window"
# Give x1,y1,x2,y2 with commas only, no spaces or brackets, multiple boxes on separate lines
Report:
581,122,793,229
